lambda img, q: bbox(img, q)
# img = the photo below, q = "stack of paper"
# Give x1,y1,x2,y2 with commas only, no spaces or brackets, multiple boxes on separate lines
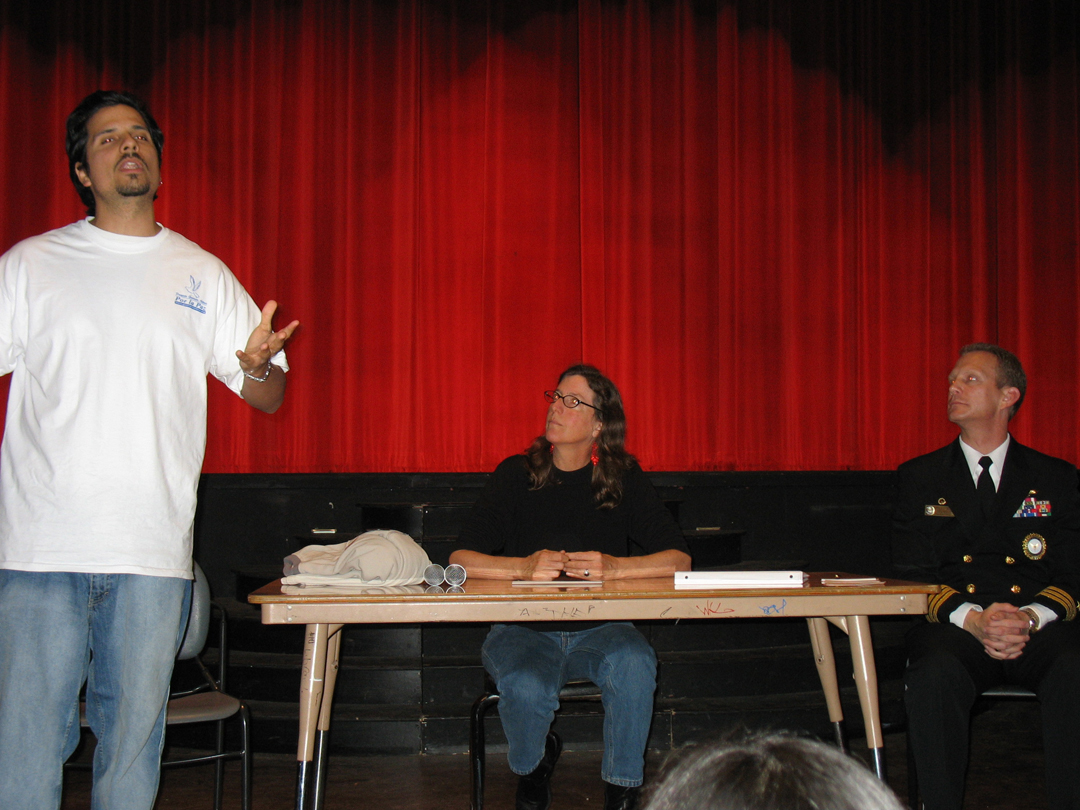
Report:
822,576,883,587
673,570,807,589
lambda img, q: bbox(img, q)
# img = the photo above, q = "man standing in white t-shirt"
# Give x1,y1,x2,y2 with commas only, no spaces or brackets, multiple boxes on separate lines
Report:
0,90,299,810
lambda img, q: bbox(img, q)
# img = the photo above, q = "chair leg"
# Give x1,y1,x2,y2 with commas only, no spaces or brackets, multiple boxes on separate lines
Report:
215,717,226,810
471,693,500,810
239,703,252,810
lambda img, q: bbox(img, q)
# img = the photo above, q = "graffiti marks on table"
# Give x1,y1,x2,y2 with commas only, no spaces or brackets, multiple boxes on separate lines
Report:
758,599,787,616
694,601,737,617
516,604,598,620
692,599,789,617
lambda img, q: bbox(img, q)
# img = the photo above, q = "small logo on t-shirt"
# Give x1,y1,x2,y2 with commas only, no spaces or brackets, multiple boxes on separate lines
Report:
175,276,207,314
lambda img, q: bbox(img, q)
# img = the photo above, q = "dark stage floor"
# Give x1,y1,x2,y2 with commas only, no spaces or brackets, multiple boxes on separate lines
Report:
61,700,1043,810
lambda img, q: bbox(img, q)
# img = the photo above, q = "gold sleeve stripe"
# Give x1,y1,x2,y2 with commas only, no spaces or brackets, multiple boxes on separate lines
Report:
1040,587,1077,621
927,586,959,622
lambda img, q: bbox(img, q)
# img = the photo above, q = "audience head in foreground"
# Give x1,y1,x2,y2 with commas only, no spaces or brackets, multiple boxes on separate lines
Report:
642,732,905,810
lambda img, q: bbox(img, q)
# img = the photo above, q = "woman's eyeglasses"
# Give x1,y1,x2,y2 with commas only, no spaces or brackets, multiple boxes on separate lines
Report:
544,390,603,417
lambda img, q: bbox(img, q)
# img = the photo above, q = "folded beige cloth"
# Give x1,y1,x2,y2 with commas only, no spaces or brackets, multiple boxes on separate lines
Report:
282,529,431,586
280,584,428,595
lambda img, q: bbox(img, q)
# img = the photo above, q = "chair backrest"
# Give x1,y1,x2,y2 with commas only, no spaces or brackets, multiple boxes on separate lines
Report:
177,562,212,661
979,685,1036,699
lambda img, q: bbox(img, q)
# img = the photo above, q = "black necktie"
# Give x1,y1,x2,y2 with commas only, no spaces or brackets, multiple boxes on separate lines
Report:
977,456,995,516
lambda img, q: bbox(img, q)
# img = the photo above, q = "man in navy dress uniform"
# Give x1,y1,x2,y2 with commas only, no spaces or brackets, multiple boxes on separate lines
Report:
893,343,1080,810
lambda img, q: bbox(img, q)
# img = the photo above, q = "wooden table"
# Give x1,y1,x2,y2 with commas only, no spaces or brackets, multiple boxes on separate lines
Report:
249,573,935,810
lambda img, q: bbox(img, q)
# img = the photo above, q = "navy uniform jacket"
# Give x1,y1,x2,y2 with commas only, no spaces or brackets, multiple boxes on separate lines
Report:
892,438,1080,624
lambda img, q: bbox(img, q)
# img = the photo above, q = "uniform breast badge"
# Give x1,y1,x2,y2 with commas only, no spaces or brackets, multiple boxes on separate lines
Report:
1013,490,1051,518
925,498,954,517
1022,533,1047,560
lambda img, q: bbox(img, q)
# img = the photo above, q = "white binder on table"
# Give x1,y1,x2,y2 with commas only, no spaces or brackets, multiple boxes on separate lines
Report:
673,570,807,589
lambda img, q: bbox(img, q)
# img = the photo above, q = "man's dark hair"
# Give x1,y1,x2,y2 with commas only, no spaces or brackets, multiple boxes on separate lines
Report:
960,343,1027,419
66,90,164,216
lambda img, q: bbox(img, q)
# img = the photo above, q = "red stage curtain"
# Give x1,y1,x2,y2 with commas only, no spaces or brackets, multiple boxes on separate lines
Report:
0,1,1076,473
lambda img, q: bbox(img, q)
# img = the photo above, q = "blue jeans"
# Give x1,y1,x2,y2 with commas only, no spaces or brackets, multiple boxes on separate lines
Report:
0,570,191,810
481,622,657,787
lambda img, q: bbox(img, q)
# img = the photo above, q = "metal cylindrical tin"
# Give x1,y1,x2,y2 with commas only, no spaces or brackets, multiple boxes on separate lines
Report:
423,564,446,586
444,563,467,586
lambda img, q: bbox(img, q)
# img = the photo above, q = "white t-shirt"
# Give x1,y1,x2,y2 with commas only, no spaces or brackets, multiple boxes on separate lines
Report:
0,219,287,578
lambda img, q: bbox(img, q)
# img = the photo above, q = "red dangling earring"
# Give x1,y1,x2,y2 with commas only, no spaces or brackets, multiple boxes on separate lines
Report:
590,443,599,466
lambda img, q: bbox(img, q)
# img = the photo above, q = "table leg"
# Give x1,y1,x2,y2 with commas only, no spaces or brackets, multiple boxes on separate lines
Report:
296,623,333,810
846,614,887,780
312,625,343,810
806,617,848,752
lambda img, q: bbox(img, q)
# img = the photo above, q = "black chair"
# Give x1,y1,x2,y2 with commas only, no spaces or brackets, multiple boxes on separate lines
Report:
69,562,252,810
470,673,603,810
905,684,1036,810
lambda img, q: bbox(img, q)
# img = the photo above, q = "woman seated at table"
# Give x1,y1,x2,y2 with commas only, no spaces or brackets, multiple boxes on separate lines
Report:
449,364,691,810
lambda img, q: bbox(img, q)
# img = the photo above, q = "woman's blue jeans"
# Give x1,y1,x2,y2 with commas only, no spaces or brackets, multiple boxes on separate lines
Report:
0,570,190,810
481,621,658,787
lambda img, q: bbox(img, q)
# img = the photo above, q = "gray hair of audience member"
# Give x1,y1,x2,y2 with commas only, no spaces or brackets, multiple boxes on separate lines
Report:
959,342,1026,419
642,732,905,810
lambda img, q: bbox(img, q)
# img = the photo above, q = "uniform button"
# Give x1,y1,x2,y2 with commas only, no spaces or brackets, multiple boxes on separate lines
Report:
1011,585,1021,594
1005,557,1015,564
967,584,976,594
963,555,973,563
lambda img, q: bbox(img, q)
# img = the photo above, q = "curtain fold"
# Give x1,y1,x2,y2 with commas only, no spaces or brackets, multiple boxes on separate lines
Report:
0,0,1076,473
